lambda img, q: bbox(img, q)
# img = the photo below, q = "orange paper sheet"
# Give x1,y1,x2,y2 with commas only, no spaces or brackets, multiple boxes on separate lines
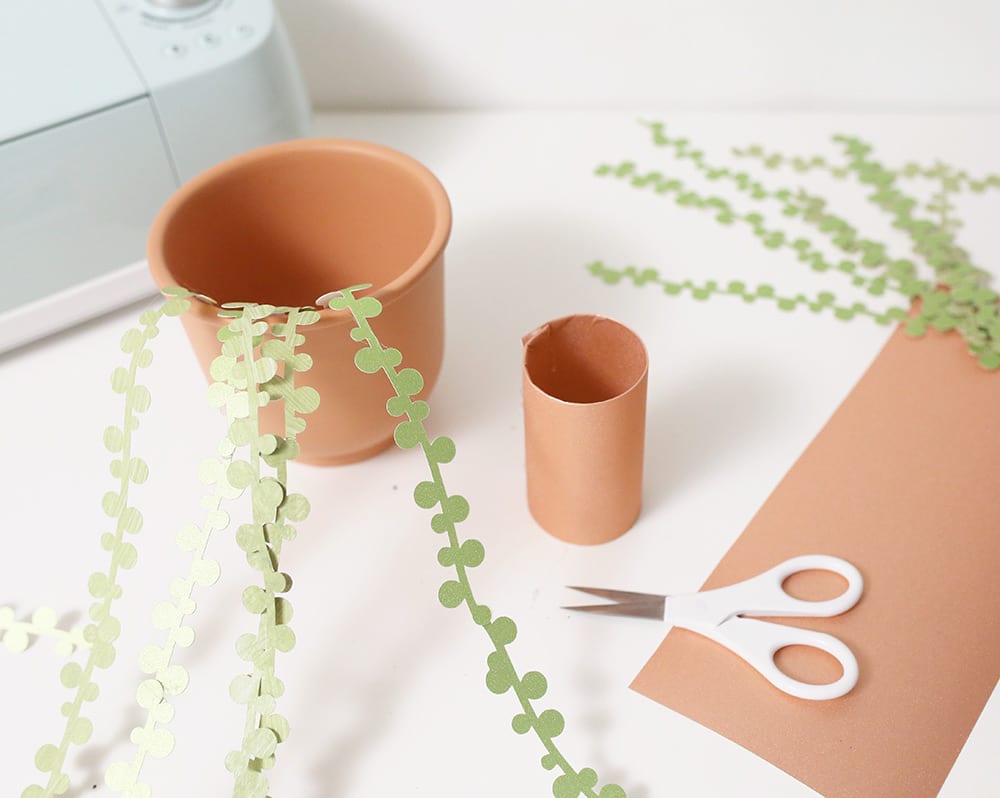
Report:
632,325,1000,798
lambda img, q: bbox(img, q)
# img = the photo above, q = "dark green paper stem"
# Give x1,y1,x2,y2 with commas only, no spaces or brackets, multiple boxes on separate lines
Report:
328,286,627,798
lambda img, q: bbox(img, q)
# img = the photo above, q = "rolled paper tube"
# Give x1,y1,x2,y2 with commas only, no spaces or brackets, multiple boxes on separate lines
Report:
522,314,649,544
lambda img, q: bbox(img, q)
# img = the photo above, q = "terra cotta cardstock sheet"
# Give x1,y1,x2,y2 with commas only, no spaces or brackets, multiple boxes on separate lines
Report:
632,323,1000,798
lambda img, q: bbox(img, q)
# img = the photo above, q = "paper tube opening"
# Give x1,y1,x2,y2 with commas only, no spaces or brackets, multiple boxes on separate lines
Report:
522,314,649,545
523,315,648,403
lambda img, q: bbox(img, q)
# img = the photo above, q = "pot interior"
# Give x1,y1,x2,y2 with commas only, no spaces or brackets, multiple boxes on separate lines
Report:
524,315,647,403
159,145,442,307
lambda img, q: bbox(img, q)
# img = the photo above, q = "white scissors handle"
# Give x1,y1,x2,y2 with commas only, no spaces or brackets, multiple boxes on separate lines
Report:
668,554,863,624
711,616,860,700
666,555,863,700
718,554,863,619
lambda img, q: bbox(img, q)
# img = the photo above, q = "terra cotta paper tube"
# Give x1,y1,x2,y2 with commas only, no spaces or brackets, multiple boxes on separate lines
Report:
631,322,1000,797
522,314,648,545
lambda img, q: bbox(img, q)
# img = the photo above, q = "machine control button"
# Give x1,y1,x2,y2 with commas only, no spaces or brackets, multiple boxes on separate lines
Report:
142,0,219,22
162,42,188,58
148,0,213,8
233,23,255,38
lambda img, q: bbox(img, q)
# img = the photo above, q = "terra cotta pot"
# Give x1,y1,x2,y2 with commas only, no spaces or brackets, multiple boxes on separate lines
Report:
147,138,452,464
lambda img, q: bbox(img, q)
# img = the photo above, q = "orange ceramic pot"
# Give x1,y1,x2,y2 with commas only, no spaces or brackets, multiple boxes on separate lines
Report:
147,139,451,464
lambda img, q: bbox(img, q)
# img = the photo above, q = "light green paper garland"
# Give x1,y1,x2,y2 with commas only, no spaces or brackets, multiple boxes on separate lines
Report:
19,284,630,797
216,303,318,798
22,291,191,798
104,364,245,796
19,295,321,798
587,261,908,324
324,286,627,798
0,608,88,657
592,121,1000,368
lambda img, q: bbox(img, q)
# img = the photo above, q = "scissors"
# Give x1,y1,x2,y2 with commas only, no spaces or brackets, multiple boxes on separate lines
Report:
564,554,863,700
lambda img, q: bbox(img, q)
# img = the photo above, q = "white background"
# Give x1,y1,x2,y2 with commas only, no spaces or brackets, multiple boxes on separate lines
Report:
274,0,1000,111
4,2,1000,795
3,110,998,797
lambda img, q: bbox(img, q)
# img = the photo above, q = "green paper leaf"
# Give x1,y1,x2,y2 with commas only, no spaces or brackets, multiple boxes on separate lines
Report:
233,770,268,798
34,744,61,773
138,644,167,674
396,367,424,396
520,671,548,700
459,539,485,567
536,708,565,738
438,580,466,609
441,495,470,523
60,663,83,688
486,651,516,695
354,345,384,374
66,716,95,746
229,674,259,704
488,616,517,646
120,328,145,353
162,297,190,317
427,436,456,464
135,679,164,709
242,587,269,614
414,481,443,508
111,367,131,393
159,665,189,695
394,420,423,449
512,713,532,734
242,728,277,759
273,624,296,653
281,494,310,522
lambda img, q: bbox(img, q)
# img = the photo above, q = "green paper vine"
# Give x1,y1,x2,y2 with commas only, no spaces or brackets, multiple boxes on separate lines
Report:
737,143,1000,195
596,147,903,300
20,292,320,798
324,285,626,798
22,290,192,798
813,135,999,366
104,404,245,795
592,121,1000,368
0,607,88,657
215,303,319,798
586,261,908,325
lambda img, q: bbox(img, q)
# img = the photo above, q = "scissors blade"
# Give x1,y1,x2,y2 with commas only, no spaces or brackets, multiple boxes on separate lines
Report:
563,586,666,620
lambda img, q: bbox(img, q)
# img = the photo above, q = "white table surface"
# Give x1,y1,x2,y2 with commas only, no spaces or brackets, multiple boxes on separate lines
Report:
3,111,998,797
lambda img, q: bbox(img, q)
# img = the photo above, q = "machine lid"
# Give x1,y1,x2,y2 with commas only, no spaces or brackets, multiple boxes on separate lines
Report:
0,0,146,143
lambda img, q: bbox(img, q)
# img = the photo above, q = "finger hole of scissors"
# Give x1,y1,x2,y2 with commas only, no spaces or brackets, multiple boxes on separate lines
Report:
773,644,844,685
781,569,849,602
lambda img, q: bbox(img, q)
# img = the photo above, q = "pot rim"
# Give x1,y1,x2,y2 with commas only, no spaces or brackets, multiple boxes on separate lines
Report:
146,137,452,326
522,313,650,407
